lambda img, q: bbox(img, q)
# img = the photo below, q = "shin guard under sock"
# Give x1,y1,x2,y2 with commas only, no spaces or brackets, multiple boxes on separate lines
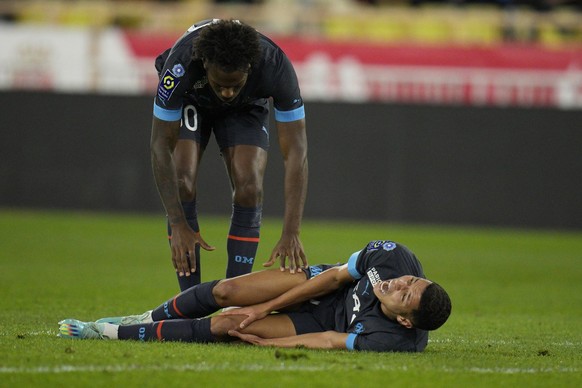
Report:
168,200,201,290
151,280,221,321
226,205,261,278
118,318,213,343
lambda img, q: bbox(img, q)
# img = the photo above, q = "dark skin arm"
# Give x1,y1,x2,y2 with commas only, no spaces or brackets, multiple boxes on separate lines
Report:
263,118,308,273
150,116,214,276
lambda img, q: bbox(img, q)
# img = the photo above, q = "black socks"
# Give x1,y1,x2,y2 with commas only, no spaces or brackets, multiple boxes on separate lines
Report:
118,318,213,343
151,280,221,321
226,205,261,278
168,200,201,290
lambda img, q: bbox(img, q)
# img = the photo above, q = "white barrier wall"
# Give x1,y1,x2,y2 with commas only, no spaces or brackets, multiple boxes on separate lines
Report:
1,24,582,109
0,24,150,94
0,25,94,91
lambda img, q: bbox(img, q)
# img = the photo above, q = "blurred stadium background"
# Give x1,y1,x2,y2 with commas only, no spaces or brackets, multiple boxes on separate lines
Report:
0,0,581,229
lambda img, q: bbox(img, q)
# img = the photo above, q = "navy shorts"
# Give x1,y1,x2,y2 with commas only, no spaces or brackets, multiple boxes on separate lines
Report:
287,264,343,335
178,100,270,151
287,292,342,335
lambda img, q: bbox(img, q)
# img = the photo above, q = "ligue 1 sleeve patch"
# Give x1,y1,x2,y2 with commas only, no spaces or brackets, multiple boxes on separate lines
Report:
157,69,181,103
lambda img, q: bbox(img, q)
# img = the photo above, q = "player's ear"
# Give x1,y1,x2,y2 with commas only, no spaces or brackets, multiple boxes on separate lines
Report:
396,315,413,329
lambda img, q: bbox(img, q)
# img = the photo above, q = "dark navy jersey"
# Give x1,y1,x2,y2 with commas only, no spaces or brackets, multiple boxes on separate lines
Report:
339,240,428,352
153,19,304,122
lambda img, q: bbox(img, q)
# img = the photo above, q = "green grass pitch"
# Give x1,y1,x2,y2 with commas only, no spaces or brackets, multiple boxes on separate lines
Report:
1,209,581,387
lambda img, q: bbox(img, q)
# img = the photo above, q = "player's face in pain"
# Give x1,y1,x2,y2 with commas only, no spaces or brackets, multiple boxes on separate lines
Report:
373,276,431,327
204,61,249,103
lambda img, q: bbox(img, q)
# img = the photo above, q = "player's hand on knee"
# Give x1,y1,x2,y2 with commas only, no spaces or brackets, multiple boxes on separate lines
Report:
219,304,270,329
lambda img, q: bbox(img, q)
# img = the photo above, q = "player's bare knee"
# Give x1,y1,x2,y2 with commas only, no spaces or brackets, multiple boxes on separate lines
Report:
212,279,239,306
210,315,244,339
233,184,263,207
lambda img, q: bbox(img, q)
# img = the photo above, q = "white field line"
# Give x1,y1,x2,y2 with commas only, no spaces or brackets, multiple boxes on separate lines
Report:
14,333,580,347
13,331,580,347
1,333,579,375
0,364,578,375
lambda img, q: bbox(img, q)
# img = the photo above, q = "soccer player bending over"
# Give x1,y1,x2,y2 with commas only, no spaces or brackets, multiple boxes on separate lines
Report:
58,240,452,352
150,18,309,290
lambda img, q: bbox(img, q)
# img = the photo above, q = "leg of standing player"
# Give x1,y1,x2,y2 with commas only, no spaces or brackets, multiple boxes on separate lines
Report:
216,103,271,279
221,145,267,278
169,105,208,290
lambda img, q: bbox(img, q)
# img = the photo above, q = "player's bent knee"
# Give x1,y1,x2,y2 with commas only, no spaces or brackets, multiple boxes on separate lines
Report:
212,279,240,306
233,183,263,206
210,315,244,340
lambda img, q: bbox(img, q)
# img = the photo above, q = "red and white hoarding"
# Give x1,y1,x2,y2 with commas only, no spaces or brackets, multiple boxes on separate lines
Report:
1,25,581,109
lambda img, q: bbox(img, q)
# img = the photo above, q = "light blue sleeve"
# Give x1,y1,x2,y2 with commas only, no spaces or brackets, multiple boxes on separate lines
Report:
153,102,182,121
347,250,363,279
346,333,358,350
274,105,305,122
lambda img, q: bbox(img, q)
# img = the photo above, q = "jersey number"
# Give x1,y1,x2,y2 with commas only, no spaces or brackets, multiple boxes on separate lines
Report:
182,105,198,132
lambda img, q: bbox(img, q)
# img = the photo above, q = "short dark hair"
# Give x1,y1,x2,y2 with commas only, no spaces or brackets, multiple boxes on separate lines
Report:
412,282,452,331
193,19,261,73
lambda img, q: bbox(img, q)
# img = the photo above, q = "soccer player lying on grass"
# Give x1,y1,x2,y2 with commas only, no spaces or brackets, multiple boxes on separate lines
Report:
58,240,452,352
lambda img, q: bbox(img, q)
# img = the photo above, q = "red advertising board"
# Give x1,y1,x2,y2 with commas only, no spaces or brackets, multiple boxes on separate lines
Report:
126,31,582,109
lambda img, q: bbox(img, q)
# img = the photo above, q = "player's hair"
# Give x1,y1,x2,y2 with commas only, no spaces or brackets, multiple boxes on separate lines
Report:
193,19,261,73
412,282,451,331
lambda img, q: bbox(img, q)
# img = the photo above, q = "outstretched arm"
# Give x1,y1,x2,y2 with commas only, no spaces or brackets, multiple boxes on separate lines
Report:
264,119,308,273
229,330,349,350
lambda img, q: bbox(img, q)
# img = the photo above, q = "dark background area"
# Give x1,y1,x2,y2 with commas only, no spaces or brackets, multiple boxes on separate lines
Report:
1,91,580,229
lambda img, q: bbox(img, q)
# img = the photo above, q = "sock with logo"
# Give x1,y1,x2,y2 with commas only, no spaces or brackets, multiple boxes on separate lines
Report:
151,280,221,321
117,318,214,343
226,204,261,278
168,200,201,291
